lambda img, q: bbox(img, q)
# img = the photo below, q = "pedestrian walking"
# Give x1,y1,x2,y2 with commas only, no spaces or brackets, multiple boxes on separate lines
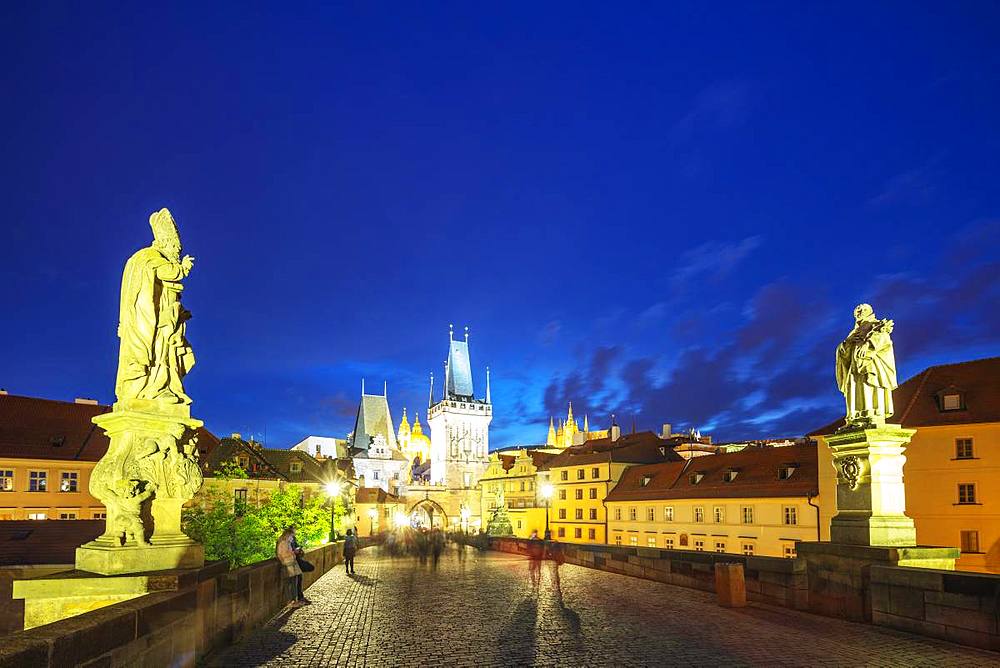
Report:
276,526,306,607
344,528,358,574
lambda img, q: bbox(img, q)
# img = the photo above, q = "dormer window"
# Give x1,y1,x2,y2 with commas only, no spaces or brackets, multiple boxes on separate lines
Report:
689,472,704,485
723,470,739,483
641,475,652,487
290,461,302,474
937,387,966,412
778,464,799,480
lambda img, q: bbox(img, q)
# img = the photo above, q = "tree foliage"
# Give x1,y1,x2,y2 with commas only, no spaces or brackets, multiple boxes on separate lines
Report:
182,464,347,567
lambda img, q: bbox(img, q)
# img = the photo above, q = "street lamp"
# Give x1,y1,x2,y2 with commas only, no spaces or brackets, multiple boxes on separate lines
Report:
367,507,378,536
326,480,342,543
541,483,554,540
460,506,471,534
394,511,409,528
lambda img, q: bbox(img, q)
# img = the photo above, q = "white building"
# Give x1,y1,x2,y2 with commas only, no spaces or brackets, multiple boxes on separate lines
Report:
349,388,410,492
427,327,492,488
289,435,349,460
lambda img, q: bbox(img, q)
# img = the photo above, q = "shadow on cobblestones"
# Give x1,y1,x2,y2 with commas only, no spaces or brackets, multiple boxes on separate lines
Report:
347,573,377,587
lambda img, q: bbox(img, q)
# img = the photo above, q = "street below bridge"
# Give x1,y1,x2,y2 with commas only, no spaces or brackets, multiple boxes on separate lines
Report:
209,545,997,667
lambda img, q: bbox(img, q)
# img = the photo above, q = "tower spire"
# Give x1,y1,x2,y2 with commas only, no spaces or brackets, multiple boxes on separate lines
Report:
428,372,434,408
485,366,491,403
361,377,365,395
384,380,388,397
464,325,469,343
443,359,449,400
449,323,454,341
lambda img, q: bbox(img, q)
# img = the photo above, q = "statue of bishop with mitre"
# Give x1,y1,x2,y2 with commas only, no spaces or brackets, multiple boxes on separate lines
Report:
835,303,898,427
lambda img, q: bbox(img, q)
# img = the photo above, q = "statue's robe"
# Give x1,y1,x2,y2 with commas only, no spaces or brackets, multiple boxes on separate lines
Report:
115,247,193,404
835,321,897,421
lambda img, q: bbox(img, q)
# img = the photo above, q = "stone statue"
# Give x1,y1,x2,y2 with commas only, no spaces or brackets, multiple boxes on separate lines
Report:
835,303,898,427
115,208,195,405
78,208,206,574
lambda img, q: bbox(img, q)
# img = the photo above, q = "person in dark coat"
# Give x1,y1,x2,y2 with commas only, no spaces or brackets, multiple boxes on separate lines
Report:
343,528,358,574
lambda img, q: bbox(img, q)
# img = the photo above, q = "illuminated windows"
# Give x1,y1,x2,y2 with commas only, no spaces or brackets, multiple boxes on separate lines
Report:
741,506,754,524
589,487,597,499
647,537,656,547
29,471,47,492
694,539,704,551
588,528,596,540
614,508,622,520
664,506,674,522
960,530,980,553
0,470,13,491
591,467,600,479
629,507,637,521
783,506,798,525
575,488,583,500
646,507,655,521
713,506,724,523
693,507,705,523
589,508,597,520
783,544,797,558
558,508,567,519
715,541,726,553
742,543,755,556
60,471,78,492
575,508,583,520
958,484,977,504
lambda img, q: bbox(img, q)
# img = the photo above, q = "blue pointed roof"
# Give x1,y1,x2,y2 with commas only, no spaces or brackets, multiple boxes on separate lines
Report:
447,339,475,398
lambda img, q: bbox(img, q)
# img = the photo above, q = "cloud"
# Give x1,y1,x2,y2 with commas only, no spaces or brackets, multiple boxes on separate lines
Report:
537,320,561,346
868,161,940,207
542,345,623,421
671,236,762,287
671,81,756,143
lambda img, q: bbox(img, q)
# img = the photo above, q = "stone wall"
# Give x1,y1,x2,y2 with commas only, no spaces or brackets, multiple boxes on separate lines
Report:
0,539,370,668
871,565,1000,651
0,566,73,636
488,537,808,610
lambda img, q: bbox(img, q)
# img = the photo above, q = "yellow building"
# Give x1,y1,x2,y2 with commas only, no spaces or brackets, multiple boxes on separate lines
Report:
396,408,431,469
546,402,609,449
812,357,1000,573
548,430,674,545
606,444,820,558
479,449,555,537
0,394,219,520
354,487,403,536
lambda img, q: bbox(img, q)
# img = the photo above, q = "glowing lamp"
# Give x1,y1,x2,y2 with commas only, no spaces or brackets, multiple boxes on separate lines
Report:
325,481,342,497
541,483,554,499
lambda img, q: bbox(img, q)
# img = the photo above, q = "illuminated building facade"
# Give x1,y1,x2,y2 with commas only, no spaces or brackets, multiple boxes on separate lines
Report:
396,408,431,468
605,443,820,557
348,387,410,492
546,402,608,449
479,449,555,538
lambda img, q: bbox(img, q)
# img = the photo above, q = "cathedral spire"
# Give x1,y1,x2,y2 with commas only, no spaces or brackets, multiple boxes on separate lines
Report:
584,414,590,432
547,416,556,446
567,401,574,424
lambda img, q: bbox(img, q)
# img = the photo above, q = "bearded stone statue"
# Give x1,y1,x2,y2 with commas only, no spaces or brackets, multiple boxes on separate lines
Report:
115,208,195,405
835,303,898,427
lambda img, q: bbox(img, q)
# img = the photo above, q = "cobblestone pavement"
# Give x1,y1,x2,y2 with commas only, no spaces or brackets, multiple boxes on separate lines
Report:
209,545,998,667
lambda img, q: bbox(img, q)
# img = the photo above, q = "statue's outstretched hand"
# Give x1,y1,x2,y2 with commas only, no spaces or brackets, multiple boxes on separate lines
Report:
181,255,195,273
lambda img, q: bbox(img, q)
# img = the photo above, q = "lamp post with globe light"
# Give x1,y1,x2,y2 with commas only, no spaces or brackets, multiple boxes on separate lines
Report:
325,480,342,543
541,483,554,540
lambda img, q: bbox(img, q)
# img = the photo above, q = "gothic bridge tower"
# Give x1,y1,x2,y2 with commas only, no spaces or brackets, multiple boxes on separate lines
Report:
427,325,492,488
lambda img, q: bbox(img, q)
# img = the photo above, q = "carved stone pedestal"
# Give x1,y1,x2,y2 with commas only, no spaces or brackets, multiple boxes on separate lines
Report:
77,404,205,576
827,423,917,547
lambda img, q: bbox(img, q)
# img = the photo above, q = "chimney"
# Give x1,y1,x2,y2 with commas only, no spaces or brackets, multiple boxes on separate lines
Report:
661,423,672,439
75,397,99,405
610,415,621,442
0,389,7,395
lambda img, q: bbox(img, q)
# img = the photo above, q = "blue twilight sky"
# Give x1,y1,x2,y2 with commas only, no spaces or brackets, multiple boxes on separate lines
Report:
2,3,999,449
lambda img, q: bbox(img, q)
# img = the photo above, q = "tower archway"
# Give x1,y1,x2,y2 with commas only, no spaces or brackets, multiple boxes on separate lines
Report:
408,498,449,529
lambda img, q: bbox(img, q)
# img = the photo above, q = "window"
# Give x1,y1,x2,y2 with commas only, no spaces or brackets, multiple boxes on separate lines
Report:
742,543,755,556
956,439,974,460
779,465,798,480
689,472,704,485
958,484,977,504
723,470,738,483
559,489,567,500
694,507,705,523
960,530,980,553
520,481,525,492
783,506,798,525
372,470,380,480
741,506,754,524
0,470,13,491
589,487,597,499
588,528,596,540
646,507,655,521
29,471,47,492
647,537,657,547
574,528,582,539
615,534,622,545
694,539,704,551
238,456,250,469
575,508,583,520
614,507,622,520
575,488,583,500
558,527,565,538
591,467,600,479
576,469,585,480
560,471,568,481
92,511,107,520
783,544,797,558
641,475,652,487
664,506,674,522
713,506,724,523
665,537,675,549
589,508,598,520
629,536,638,546
558,508,567,519
27,512,47,520
715,541,726,553
59,512,77,520
60,471,78,492
290,461,302,473
629,507,637,521
234,488,248,503
941,393,963,411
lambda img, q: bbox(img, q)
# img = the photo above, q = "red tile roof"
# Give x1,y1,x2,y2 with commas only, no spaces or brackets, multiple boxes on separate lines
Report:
355,487,400,504
605,443,818,502
546,431,680,468
809,357,1000,435
0,520,104,566
0,393,220,462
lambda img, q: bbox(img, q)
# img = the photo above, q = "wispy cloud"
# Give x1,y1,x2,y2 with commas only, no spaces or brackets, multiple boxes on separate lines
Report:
868,160,940,207
671,236,762,287
670,81,756,143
